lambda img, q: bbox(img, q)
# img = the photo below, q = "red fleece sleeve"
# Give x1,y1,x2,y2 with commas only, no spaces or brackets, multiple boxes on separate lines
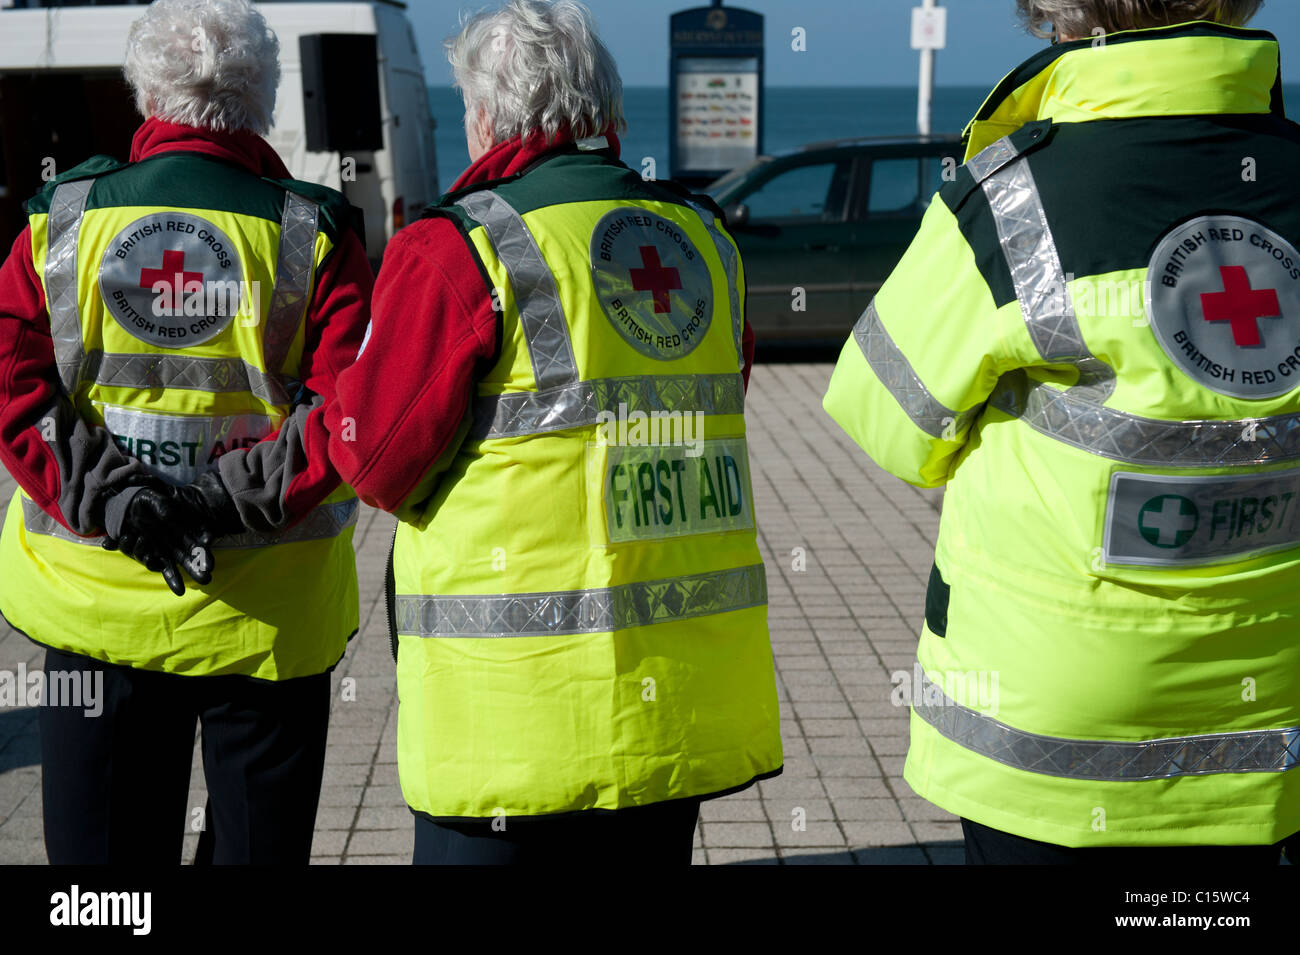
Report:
325,217,499,514
0,228,62,513
0,227,157,536
280,229,373,516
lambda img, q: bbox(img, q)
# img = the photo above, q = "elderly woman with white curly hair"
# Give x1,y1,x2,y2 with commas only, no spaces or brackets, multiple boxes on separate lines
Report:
0,0,372,864
323,0,780,865
826,0,1300,864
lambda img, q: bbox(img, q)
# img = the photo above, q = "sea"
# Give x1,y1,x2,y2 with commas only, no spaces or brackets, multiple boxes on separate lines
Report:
428,83,1300,194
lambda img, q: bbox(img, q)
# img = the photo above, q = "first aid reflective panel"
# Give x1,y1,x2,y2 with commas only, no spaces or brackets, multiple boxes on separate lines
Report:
1103,468,1300,566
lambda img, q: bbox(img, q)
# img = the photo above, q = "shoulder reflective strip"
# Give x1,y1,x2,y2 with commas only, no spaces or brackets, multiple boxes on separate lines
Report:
22,496,356,549
688,201,745,369
470,372,745,439
982,149,1099,367
853,301,976,440
963,135,1019,182
86,352,293,407
455,190,578,390
914,667,1300,780
44,180,94,395
261,192,319,375
991,370,1300,466
395,563,765,638
961,137,1019,184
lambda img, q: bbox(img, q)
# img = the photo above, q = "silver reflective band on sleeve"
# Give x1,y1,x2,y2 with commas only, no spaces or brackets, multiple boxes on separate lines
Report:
86,352,294,407
44,180,94,395
471,372,745,439
991,370,1300,467
853,301,977,440
22,496,356,549
456,191,578,390
914,668,1300,780
396,563,766,638
261,192,319,375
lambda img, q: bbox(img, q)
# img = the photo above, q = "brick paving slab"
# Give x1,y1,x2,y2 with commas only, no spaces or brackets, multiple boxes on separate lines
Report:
0,362,961,865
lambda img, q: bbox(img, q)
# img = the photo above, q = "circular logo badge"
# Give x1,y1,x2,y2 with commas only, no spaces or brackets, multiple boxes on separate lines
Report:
1145,214,1300,399
590,208,714,361
1138,494,1199,549
98,212,243,349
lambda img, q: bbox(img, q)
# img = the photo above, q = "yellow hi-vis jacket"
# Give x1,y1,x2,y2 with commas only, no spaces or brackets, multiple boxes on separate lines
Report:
392,145,783,819
825,22,1300,846
0,152,359,680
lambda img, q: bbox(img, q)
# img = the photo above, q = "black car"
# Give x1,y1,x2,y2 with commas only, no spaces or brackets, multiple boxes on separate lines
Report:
706,134,963,341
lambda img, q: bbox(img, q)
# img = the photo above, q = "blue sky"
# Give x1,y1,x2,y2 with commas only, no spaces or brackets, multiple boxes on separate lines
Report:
411,0,1300,88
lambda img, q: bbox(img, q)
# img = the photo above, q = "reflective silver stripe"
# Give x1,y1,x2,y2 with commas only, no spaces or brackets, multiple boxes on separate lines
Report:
688,201,745,368
456,190,578,389
44,180,94,395
22,496,356,549
914,668,1300,780
991,371,1300,467
471,372,745,439
215,498,358,549
982,148,1099,367
87,352,294,406
396,563,766,638
262,192,319,375
852,301,976,440
963,136,1019,182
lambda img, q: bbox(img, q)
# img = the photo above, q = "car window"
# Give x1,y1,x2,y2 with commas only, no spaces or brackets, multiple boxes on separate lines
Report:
868,156,949,217
739,161,850,224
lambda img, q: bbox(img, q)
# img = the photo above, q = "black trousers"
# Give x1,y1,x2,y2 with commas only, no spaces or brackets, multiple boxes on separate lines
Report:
39,646,330,865
413,797,703,865
962,817,1299,865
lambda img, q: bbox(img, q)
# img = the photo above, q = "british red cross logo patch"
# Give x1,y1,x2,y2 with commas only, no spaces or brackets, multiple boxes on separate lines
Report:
98,211,243,349
1145,214,1300,400
590,207,714,361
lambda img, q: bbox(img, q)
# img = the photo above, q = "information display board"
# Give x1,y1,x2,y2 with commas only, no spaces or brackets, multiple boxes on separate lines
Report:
669,5,764,186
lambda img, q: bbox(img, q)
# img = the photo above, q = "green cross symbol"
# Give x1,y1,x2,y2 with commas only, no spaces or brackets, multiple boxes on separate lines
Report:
1138,495,1199,548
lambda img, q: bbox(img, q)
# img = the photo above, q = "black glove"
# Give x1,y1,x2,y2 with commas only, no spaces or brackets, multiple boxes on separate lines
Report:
101,486,216,596
170,470,245,539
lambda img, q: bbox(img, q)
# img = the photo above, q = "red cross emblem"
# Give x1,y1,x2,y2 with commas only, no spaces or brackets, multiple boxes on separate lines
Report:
139,249,203,300
628,246,681,314
1200,265,1281,347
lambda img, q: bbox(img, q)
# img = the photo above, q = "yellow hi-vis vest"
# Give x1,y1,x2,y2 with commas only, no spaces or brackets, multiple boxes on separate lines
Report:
824,23,1300,846
392,146,782,819
0,152,359,680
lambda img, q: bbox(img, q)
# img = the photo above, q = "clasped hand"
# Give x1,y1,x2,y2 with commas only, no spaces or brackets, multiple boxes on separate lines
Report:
102,474,244,596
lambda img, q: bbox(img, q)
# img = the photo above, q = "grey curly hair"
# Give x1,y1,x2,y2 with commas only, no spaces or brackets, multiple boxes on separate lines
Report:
1016,0,1263,37
124,0,280,135
447,0,626,145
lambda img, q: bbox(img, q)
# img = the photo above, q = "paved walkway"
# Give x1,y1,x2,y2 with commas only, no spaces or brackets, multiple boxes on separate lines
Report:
0,362,961,865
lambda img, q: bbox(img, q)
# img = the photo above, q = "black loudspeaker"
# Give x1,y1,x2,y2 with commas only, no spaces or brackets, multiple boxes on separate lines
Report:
300,33,384,153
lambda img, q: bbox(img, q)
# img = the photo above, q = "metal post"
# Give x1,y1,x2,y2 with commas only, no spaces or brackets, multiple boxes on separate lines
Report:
917,0,937,136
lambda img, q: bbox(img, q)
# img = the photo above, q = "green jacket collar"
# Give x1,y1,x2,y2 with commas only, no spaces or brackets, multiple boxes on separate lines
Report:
964,21,1283,160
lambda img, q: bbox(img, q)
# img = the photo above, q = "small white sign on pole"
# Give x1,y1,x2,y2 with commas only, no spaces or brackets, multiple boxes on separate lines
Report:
911,6,947,50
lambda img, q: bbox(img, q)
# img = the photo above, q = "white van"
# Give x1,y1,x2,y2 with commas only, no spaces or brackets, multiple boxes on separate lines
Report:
0,0,438,259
